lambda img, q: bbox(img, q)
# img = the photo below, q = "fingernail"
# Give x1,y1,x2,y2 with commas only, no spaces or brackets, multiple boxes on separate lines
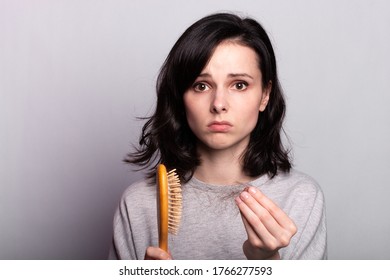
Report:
161,252,171,260
240,192,249,200
235,197,242,204
248,187,257,194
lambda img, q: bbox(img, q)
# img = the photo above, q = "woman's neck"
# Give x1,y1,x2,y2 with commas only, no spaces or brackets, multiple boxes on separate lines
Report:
193,146,253,186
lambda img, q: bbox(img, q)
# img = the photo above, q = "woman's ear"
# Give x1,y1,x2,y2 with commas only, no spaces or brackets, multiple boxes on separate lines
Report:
259,81,272,112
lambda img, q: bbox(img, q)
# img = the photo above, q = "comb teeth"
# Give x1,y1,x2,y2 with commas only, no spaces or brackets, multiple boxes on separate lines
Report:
167,169,182,235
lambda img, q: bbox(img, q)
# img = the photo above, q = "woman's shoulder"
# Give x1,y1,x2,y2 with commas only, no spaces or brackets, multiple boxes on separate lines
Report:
274,169,320,187
284,169,320,184
120,179,156,204
265,169,324,202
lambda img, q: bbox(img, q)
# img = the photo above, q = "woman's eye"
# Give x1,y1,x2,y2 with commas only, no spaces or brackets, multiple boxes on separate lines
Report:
234,82,248,91
193,83,209,92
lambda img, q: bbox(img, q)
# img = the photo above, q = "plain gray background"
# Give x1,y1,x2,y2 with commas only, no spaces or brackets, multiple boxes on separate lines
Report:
1,0,389,259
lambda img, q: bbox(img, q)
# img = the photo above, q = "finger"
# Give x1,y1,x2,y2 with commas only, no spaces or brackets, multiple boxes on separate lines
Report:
238,189,297,249
238,190,283,238
235,196,277,247
239,210,266,248
246,187,297,234
144,247,172,260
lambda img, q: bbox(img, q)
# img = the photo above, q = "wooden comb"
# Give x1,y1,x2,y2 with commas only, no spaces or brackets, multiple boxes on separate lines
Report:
156,164,182,252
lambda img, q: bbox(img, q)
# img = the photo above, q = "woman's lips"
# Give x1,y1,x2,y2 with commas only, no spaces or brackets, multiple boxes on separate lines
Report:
207,121,233,132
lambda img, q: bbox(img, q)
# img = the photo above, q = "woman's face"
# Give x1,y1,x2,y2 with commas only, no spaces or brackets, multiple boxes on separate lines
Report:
183,41,270,155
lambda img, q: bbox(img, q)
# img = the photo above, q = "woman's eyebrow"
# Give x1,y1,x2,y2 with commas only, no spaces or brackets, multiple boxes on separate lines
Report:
228,73,254,80
197,73,254,79
197,73,211,78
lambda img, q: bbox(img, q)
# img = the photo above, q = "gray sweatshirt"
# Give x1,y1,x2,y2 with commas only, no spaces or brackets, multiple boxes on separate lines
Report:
109,169,327,259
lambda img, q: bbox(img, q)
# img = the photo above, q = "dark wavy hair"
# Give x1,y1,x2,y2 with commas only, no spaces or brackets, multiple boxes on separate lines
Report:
125,12,291,183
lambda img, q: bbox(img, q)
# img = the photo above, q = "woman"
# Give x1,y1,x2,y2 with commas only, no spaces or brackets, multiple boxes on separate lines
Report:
109,12,327,260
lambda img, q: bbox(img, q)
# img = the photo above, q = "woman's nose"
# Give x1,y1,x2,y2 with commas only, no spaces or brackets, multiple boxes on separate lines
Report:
210,89,229,113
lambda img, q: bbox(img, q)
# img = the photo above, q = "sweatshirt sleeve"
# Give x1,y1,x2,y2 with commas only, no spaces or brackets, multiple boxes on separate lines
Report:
108,182,157,260
108,188,138,260
287,180,327,259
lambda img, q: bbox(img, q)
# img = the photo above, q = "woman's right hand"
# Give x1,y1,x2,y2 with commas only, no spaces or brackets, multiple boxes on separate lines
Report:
144,246,173,260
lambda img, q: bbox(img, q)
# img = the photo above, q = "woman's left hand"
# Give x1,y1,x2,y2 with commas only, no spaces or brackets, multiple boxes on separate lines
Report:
235,186,297,260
